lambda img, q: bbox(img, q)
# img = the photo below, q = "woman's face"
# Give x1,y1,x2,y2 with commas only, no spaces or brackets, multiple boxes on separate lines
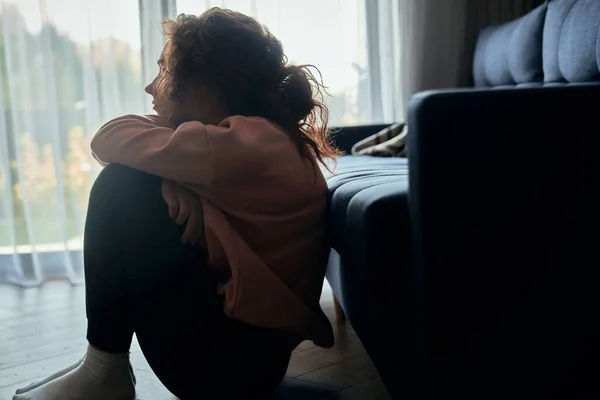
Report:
144,56,228,127
144,74,187,125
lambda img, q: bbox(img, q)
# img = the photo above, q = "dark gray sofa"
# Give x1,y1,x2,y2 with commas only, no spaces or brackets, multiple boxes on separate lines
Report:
326,1,599,398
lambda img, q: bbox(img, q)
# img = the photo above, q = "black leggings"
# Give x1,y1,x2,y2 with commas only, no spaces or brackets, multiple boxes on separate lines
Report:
83,164,291,398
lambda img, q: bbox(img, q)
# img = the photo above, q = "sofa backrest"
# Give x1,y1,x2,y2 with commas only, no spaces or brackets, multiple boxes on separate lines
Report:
472,0,600,87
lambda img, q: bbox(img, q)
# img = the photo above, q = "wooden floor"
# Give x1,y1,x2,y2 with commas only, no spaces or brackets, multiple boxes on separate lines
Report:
0,282,391,399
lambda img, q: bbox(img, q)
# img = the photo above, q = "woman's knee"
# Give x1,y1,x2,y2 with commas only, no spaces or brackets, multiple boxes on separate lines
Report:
90,164,161,207
93,164,158,191
86,164,185,269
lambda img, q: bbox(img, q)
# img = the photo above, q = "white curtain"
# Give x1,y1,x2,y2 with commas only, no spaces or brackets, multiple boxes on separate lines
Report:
0,0,387,287
0,0,163,286
365,0,404,123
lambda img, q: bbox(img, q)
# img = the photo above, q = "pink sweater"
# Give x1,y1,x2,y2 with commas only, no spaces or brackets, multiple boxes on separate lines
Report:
91,114,334,348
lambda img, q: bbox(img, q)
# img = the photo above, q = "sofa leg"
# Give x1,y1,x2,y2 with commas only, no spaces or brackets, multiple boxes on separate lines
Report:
333,294,346,322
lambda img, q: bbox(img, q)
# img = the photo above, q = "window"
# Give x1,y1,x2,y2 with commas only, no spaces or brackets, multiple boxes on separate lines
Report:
0,0,146,281
0,0,382,283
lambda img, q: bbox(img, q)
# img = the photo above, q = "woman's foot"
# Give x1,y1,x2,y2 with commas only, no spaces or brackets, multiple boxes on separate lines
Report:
15,359,136,394
15,359,84,394
13,345,136,400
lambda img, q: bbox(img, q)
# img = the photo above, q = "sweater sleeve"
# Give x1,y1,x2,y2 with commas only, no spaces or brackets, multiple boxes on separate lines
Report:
91,115,214,186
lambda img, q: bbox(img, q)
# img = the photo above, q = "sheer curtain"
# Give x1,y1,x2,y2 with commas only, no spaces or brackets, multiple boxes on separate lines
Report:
0,0,158,286
0,0,383,287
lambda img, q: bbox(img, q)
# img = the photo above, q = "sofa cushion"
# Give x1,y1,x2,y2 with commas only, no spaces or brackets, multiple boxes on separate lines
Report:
543,0,600,83
325,155,409,264
473,3,547,87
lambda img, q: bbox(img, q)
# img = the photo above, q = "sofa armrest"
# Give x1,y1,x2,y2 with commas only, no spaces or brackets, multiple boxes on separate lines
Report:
329,123,392,154
406,85,598,398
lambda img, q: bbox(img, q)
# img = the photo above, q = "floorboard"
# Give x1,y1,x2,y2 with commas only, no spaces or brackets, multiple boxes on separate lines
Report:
0,282,390,399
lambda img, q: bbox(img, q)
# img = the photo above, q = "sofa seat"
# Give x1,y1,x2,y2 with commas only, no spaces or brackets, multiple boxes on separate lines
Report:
324,155,411,397
325,155,408,262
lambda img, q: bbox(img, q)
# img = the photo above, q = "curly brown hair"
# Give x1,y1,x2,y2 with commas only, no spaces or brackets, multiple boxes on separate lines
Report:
155,8,341,168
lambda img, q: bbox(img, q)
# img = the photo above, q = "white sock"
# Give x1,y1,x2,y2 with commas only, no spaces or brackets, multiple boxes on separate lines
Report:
13,345,135,400
15,359,84,394
15,357,137,394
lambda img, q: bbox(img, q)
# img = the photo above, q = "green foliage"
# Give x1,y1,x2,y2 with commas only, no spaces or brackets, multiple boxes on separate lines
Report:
0,4,144,247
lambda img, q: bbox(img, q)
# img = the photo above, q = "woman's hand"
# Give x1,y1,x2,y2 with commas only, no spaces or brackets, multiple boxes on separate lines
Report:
161,179,205,246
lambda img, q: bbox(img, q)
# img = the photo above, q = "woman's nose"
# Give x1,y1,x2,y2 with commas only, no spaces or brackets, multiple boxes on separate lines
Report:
145,82,154,95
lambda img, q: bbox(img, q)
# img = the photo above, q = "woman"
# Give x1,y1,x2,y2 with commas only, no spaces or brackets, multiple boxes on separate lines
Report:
14,8,338,400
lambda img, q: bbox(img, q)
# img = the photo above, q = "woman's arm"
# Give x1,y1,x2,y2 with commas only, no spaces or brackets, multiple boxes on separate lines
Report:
91,115,214,186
